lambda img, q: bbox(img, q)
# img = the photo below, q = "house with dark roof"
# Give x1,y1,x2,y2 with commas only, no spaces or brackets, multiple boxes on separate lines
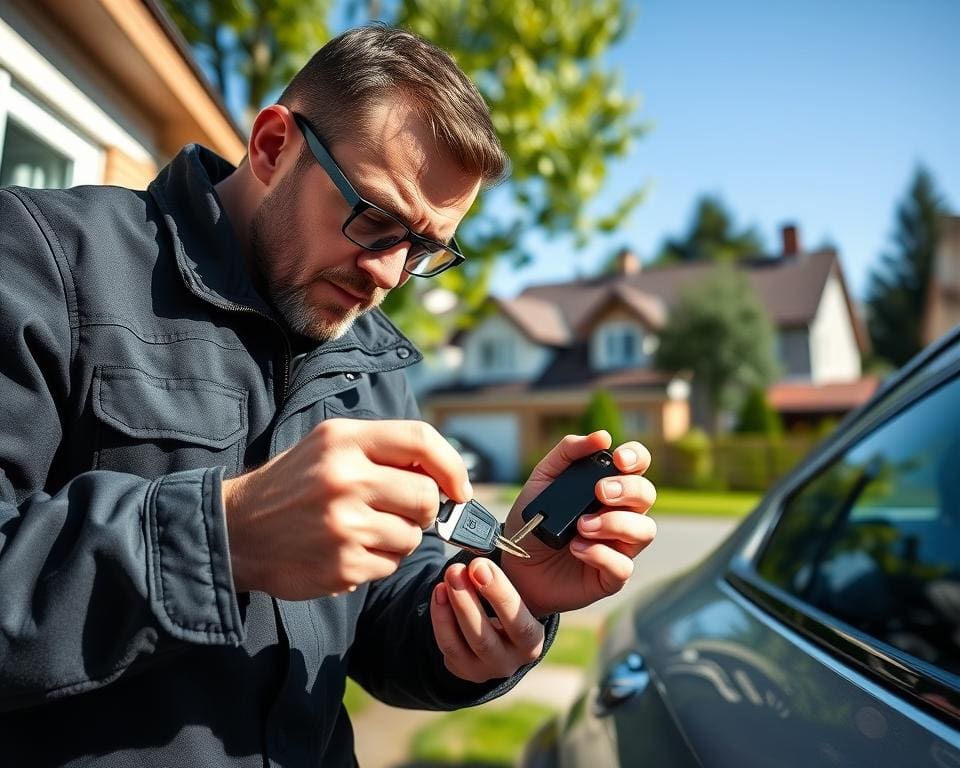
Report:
422,226,877,481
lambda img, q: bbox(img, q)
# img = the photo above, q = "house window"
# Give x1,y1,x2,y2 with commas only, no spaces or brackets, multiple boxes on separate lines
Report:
0,71,102,189
478,338,514,373
0,119,72,187
594,321,647,370
621,409,651,437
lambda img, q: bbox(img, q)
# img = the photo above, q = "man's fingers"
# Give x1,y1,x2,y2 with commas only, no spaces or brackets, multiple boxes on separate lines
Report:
466,559,544,659
360,464,442,529
569,539,636,595
444,564,506,661
320,419,472,502
577,509,658,546
594,474,657,510
612,441,652,475
350,510,424,554
430,584,479,680
528,430,612,483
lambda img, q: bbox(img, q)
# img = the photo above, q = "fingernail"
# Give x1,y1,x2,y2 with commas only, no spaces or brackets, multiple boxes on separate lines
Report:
462,480,474,500
580,514,601,531
571,539,589,552
447,568,466,590
471,560,493,587
619,448,638,467
603,479,623,499
435,584,448,605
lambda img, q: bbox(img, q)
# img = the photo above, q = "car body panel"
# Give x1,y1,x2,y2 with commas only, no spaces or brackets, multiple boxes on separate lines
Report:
522,327,960,768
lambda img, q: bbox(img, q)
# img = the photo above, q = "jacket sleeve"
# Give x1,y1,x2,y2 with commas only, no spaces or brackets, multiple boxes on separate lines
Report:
347,371,559,710
0,189,243,713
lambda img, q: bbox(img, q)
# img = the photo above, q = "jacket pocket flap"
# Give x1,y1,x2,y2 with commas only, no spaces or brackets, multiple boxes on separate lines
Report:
93,367,247,449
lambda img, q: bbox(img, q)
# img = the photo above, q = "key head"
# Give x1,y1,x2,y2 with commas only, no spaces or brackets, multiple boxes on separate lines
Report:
520,450,618,549
436,499,498,554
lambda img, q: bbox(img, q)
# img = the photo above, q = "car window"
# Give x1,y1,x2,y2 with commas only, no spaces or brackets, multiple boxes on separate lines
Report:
756,375,960,678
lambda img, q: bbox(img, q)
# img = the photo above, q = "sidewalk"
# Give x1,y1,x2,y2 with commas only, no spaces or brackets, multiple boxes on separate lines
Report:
352,663,585,768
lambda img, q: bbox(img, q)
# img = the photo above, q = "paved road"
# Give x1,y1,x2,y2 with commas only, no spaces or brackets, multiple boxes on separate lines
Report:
352,499,741,768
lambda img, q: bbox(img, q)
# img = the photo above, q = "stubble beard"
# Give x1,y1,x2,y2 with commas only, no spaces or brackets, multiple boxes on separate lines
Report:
249,173,385,343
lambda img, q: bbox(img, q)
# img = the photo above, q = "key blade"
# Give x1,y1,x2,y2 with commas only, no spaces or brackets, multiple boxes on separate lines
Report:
494,534,531,559
509,512,545,546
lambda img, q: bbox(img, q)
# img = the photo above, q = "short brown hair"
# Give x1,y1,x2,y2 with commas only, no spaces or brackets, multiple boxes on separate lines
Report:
279,24,508,187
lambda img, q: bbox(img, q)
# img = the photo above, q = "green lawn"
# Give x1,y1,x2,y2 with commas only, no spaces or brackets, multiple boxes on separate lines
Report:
497,485,760,518
542,625,599,668
408,701,556,766
652,487,760,517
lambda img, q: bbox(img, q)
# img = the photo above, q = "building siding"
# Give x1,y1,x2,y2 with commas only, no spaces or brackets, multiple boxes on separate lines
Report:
809,271,862,383
460,315,553,385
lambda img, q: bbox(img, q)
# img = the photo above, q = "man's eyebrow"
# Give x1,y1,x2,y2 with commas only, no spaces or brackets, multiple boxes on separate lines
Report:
357,185,450,244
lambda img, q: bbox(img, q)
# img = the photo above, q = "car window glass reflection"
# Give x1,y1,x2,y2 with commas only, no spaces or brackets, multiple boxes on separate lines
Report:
757,375,960,677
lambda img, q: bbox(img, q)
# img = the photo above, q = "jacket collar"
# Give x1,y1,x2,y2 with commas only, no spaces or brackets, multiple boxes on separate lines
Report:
147,144,421,367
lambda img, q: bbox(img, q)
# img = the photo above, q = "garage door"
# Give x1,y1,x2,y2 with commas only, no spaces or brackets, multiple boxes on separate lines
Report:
442,413,520,482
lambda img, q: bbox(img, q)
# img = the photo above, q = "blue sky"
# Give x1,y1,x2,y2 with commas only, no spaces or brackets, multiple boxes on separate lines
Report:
487,0,959,301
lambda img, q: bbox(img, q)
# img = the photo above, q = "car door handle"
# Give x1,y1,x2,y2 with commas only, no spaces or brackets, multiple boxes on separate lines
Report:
595,651,650,717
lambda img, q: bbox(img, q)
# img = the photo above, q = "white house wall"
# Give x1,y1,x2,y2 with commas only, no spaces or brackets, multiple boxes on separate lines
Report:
809,272,862,383
0,5,154,168
460,315,553,385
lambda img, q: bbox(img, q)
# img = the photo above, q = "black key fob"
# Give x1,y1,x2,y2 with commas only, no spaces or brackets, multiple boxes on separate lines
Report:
520,450,619,549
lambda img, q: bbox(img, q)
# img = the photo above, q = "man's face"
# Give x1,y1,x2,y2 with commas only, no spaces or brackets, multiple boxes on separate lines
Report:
249,101,481,342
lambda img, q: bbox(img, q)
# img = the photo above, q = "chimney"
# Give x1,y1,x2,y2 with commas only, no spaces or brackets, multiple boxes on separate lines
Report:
616,247,642,276
781,224,801,257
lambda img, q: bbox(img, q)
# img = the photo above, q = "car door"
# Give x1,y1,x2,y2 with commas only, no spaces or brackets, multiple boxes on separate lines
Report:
574,334,960,767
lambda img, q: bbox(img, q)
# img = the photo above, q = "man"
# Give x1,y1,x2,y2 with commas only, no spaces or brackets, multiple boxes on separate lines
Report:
0,24,656,767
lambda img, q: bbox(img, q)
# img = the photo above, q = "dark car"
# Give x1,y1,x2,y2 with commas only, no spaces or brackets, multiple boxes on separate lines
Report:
445,434,493,484
522,329,960,768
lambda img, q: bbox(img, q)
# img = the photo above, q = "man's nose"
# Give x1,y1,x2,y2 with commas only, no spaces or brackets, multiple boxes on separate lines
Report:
356,242,409,290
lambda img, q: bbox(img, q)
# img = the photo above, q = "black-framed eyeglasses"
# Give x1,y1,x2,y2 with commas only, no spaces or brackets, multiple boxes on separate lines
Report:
293,112,466,278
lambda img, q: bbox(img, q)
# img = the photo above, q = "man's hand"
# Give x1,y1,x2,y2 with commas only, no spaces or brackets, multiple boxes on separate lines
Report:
222,419,472,600
430,559,545,683
501,431,657,618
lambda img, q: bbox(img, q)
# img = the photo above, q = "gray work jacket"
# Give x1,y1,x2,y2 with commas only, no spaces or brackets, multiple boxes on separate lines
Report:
0,146,555,767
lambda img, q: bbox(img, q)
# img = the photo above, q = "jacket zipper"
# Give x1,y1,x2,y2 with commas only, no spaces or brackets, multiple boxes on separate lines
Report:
195,292,292,403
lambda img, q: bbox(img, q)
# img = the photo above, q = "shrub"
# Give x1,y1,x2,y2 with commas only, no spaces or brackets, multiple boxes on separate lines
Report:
579,389,625,447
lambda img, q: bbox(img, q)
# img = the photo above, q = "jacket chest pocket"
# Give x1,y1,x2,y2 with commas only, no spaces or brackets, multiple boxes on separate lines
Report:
91,366,248,479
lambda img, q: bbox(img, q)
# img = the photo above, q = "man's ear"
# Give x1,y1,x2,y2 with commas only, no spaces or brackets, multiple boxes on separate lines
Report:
247,105,299,189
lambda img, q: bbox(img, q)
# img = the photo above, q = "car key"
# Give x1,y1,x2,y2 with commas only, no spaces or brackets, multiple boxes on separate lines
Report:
436,498,531,558
513,450,619,549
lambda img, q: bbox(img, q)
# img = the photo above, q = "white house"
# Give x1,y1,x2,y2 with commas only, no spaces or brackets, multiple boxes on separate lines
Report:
423,226,874,481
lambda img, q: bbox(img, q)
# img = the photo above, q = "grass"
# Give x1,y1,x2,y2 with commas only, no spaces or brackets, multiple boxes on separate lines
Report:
497,484,760,518
343,678,372,717
651,487,761,517
408,700,556,766
542,625,599,668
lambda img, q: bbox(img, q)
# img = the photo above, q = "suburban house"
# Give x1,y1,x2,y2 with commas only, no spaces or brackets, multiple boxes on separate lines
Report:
0,0,244,192
923,214,960,347
422,226,876,481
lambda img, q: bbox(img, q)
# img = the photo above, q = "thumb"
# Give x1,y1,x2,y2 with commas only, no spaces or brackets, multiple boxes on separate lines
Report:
528,430,612,484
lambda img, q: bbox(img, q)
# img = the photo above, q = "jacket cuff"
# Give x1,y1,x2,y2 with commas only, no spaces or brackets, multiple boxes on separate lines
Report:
145,467,244,645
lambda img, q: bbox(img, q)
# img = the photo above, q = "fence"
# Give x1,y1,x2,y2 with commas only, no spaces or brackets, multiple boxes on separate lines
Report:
641,433,820,492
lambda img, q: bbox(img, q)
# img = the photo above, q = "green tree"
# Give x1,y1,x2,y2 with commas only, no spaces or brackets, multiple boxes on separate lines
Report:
162,0,332,128
655,195,763,265
866,166,946,367
655,266,778,433
579,389,624,446
160,0,646,347
735,387,782,436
